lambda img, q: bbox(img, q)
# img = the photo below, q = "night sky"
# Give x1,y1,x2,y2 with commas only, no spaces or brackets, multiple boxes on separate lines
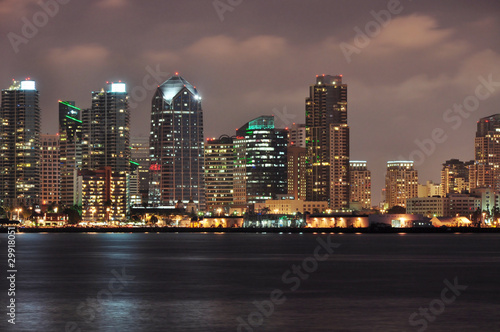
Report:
2,0,500,204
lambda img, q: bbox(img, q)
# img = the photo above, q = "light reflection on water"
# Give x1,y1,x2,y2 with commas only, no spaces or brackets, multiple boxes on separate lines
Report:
2,233,500,332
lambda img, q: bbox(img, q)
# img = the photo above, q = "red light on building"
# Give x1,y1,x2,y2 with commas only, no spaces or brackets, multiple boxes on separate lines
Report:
150,164,161,171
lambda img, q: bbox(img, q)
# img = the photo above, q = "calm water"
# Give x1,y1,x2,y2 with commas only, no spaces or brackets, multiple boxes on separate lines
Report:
1,232,500,332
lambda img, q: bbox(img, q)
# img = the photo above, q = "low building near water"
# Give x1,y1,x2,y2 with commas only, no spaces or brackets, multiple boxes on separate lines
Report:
430,216,472,227
307,214,369,228
38,213,69,227
368,214,430,228
199,216,244,228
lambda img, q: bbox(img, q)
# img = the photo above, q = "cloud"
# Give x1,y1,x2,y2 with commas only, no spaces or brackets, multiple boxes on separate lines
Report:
95,0,128,9
0,0,38,15
143,50,181,66
45,44,110,65
185,35,288,63
374,15,454,50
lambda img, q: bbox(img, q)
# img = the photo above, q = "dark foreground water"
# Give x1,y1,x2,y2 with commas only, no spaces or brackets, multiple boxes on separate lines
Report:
1,232,500,332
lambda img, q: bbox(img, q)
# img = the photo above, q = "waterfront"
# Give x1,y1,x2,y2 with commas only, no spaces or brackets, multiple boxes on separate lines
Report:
2,233,500,331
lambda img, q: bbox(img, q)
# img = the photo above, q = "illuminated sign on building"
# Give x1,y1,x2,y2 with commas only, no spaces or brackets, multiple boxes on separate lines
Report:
111,82,126,93
21,80,36,90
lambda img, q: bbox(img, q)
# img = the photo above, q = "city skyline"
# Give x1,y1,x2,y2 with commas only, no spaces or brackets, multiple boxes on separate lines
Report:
2,0,500,201
3,3,500,332
3,76,499,209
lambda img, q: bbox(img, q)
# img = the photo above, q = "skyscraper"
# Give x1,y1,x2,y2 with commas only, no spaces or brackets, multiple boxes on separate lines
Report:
349,161,371,210
385,161,418,208
130,136,150,205
149,74,205,209
287,146,307,200
305,74,349,209
470,114,500,191
235,116,288,204
330,123,350,208
205,135,235,212
80,82,130,219
0,79,41,208
82,82,130,172
59,100,82,207
41,134,60,207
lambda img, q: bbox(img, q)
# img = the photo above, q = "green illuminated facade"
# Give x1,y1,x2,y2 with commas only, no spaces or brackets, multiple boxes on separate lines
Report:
235,116,288,204
59,101,82,207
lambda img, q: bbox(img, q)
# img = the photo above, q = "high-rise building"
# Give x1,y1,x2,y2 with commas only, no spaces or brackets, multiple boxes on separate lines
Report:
441,159,472,195
59,100,82,207
288,123,306,147
349,161,371,210
82,82,130,172
235,116,288,204
80,82,130,219
130,136,150,205
287,146,307,200
305,74,349,209
205,135,235,212
79,167,127,221
0,79,41,208
330,123,350,209
129,162,140,206
233,138,247,206
41,134,60,207
149,74,205,209
471,114,500,191
385,161,418,208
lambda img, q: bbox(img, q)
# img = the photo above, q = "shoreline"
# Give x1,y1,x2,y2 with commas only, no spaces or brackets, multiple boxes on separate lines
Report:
2,226,500,234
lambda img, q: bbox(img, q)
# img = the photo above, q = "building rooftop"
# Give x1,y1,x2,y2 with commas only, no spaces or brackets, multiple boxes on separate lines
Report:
159,74,198,102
